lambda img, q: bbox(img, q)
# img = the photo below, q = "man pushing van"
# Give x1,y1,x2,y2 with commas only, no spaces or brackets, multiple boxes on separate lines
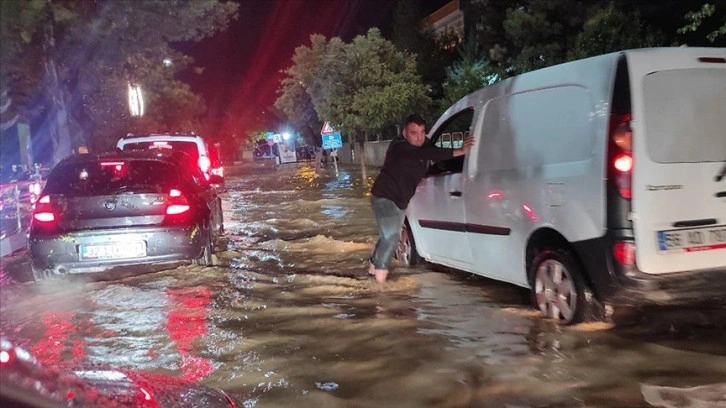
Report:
368,114,474,283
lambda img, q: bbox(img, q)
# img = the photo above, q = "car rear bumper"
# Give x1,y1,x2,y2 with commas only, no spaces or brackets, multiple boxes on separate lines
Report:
573,234,726,307
28,225,206,273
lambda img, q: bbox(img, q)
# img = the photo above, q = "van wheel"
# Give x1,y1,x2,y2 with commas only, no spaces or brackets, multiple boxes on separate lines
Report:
395,220,420,266
530,249,600,325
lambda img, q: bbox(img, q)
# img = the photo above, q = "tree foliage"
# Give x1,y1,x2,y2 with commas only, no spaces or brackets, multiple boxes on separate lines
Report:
0,0,238,164
438,37,498,115
460,0,722,79
678,2,726,43
276,29,431,143
392,1,458,103
571,3,662,60
502,0,588,74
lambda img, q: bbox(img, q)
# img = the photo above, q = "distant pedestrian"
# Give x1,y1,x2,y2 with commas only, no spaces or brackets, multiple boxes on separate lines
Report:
368,114,474,283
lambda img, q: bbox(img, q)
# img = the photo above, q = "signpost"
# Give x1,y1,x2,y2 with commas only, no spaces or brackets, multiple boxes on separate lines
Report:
321,122,342,176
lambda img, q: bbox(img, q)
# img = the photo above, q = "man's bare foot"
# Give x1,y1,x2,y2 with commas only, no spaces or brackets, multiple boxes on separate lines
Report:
374,269,389,283
368,263,376,276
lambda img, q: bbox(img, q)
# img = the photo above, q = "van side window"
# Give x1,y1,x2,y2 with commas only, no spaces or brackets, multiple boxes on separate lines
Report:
428,108,474,175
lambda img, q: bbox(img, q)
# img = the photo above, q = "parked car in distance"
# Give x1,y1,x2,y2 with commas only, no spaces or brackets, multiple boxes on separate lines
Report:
0,338,239,408
28,150,224,280
397,47,726,324
116,132,224,189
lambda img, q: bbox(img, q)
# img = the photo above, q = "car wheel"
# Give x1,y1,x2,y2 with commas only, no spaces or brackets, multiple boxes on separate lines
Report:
31,265,53,281
217,199,225,236
194,228,214,267
395,220,421,266
530,249,602,325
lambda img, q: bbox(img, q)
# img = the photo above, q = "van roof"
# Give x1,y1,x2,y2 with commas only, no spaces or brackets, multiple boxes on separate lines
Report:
435,47,725,133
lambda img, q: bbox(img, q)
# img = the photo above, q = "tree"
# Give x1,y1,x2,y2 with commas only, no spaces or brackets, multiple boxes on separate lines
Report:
460,0,519,76
391,0,458,103
502,0,588,75
274,35,332,147
0,0,238,165
438,36,498,115
275,29,431,179
319,29,431,179
571,3,662,60
678,2,726,44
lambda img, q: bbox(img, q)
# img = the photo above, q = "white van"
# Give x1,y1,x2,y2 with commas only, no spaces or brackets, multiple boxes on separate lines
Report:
397,47,726,324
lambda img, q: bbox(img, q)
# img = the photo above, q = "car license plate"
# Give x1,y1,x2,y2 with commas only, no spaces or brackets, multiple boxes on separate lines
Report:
80,241,146,260
657,226,726,253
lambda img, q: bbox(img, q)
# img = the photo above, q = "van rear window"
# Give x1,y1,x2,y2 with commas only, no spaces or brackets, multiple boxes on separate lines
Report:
643,68,726,163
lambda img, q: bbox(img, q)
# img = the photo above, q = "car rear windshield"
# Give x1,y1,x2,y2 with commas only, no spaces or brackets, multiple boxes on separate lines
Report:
643,68,726,163
121,141,200,160
44,160,179,197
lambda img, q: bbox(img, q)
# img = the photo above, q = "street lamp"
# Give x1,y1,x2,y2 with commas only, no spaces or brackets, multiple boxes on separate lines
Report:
128,82,144,117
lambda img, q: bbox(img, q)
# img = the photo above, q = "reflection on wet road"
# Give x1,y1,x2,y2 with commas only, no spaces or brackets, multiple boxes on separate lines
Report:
2,163,725,407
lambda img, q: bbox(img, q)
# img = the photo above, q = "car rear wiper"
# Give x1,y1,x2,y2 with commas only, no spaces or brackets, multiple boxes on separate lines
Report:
716,162,726,182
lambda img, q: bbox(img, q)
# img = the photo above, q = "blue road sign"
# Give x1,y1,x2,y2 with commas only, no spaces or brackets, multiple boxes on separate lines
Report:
322,132,343,149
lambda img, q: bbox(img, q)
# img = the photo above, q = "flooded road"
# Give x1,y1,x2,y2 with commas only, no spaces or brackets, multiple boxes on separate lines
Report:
2,162,726,407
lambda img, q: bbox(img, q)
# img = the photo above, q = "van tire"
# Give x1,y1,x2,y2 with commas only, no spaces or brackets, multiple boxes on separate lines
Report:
395,220,421,266
530,249,601,325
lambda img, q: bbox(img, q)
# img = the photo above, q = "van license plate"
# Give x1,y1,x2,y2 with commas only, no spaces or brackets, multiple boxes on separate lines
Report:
657,226,726,252
80,241,146,260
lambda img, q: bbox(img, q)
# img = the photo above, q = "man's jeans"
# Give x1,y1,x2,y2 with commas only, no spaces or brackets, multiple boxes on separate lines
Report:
370,196,405,269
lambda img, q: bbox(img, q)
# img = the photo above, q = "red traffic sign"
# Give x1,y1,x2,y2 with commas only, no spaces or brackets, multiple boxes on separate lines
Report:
321,121,336,135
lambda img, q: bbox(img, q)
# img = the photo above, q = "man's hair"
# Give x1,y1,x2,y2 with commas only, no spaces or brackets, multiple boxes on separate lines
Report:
404,114,425,128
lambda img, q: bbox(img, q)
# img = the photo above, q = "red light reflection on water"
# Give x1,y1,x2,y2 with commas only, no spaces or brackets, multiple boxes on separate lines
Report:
30,311,86,368
165,287,214,382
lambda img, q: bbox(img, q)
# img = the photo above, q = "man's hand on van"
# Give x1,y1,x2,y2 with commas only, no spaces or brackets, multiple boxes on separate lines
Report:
454,136,475,157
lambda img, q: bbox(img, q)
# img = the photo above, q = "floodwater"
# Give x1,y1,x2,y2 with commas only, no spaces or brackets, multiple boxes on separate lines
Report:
1,162,725,407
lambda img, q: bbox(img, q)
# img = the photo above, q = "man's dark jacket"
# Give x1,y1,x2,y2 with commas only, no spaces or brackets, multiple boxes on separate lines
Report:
371,137,454,209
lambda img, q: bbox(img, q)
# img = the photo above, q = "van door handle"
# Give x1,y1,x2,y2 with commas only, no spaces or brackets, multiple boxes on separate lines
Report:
449,191,462,197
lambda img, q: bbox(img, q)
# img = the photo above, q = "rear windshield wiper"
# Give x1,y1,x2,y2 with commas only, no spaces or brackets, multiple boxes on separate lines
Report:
716,162,726,182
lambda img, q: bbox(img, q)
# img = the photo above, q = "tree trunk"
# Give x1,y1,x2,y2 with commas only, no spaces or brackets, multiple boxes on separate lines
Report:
44,2,73,165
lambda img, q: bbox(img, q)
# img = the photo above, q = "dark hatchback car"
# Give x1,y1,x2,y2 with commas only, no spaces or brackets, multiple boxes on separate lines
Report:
28,151,224,280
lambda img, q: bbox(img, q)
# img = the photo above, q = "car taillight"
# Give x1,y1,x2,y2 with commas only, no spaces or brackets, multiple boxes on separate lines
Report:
198,156,211,173
166,189,190,215
608,113,632,199
613,241,635,266
32,195,57,224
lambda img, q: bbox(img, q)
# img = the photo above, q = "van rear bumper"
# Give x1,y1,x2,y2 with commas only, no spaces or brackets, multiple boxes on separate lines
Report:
573,235,726,306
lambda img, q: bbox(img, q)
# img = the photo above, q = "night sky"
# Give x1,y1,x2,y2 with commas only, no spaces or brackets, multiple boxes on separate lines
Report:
181,0,447,136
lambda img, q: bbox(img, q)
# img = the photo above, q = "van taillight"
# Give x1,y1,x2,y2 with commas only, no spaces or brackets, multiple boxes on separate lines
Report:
613,241,635,266
609,113,633,199
166,189,190,215
32,195,57,224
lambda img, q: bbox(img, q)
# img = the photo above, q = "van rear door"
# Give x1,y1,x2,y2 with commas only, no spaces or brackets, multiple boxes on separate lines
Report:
628,48,726,274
